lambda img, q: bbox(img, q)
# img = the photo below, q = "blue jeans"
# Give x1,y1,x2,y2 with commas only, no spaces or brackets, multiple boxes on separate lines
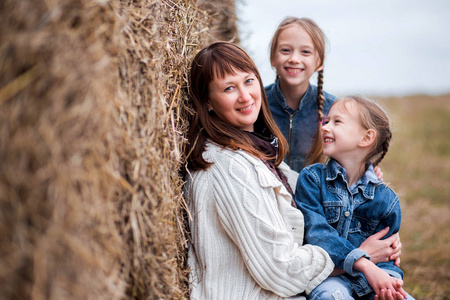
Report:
308,276,416,300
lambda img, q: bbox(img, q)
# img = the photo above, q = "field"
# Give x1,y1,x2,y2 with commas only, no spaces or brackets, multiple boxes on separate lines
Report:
377,94,450,299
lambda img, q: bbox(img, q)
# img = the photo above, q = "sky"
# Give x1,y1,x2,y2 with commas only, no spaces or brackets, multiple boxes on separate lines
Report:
236,0,450,97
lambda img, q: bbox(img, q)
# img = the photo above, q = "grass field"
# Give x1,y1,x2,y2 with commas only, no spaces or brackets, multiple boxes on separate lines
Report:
376,94,450,299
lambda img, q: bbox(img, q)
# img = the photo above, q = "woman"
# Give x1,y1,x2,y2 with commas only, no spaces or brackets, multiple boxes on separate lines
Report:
184,41,402,300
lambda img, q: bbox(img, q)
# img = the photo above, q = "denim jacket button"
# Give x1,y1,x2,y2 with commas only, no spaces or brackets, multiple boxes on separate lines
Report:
344,211,350,217
358,222,362,228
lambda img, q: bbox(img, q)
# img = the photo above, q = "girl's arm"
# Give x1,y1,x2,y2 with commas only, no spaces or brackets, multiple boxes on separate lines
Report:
295,167,366,275
354,257,407,299
331,227,402,277
368,167,403,267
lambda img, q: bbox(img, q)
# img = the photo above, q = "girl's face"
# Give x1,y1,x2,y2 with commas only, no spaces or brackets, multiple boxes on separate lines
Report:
208,67,262,131
271,24,322,93
322,101,368,162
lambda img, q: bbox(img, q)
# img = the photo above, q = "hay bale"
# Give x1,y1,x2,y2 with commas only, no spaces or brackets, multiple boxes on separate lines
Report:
0,0,127,299
114,0,210,298
0,0,238,299
198,0,240,43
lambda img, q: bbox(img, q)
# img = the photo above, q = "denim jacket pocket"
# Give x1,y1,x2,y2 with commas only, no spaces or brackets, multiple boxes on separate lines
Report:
322,201,342,224
350,215,379,237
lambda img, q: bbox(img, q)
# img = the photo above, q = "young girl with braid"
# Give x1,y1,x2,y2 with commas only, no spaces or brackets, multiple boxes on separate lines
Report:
265,17,336,173
295,96,415,300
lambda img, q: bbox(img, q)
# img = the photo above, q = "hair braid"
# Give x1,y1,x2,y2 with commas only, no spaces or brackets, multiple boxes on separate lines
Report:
317,70,324,122
305,70,325,165
373,129,392,167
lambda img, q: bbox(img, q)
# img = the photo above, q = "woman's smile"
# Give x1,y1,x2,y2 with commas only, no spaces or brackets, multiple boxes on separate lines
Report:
208,68,261,131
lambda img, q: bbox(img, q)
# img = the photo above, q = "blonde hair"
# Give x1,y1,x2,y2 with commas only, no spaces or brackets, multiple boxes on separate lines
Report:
269,17,327,165
333,96,392,168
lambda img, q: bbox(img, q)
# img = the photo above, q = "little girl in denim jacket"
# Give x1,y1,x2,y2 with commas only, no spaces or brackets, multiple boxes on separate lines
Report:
295,96,415,300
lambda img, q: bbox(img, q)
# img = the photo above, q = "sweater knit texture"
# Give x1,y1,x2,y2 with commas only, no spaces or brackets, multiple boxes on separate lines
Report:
185,142,334,300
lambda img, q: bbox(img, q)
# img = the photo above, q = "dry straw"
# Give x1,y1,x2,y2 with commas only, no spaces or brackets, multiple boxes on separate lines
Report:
0,0,238,299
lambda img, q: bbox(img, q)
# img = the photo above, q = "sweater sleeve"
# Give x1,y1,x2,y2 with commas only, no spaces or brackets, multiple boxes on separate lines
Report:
210,150,333,297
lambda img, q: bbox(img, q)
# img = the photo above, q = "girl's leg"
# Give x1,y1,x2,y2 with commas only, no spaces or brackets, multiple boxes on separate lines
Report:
308,276,354,300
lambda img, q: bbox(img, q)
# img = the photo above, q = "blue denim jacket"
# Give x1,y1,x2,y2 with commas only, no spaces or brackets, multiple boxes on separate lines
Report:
265,81,337,173
295,159,403,297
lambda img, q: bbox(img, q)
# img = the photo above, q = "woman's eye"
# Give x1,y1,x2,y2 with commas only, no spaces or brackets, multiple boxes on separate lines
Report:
245,78,254,84
224,86,233,92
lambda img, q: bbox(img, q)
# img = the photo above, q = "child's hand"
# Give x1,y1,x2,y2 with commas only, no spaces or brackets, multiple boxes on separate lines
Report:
374,288,407,300
354,258,407,298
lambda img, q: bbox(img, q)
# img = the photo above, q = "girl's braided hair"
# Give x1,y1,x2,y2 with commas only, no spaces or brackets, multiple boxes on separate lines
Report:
305,69,325,165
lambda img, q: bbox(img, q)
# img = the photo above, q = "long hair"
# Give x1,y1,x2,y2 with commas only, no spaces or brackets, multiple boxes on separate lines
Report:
269,17,327,166
186,41,288,171
333,96,392,168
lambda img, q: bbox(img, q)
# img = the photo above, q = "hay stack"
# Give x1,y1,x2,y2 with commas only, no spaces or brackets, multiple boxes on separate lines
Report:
0,0,238,299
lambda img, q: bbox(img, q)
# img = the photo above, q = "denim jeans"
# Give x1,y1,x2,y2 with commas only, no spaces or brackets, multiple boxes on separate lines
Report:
308,276,416,300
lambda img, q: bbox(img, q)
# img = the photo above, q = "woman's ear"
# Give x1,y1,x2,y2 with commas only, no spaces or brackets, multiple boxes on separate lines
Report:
359,129,376,148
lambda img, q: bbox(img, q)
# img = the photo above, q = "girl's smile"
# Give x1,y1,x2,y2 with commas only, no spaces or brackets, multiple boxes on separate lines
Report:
271,24,322,94
322,101,368,163
285,67,304,75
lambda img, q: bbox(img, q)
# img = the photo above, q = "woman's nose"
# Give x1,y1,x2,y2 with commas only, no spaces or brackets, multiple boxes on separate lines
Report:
238,87,252,102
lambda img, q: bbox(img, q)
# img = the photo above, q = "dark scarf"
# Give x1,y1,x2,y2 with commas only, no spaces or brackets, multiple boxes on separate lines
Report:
245,131,296,207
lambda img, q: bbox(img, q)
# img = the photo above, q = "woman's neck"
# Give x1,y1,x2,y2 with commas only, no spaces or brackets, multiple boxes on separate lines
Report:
279,80,308,110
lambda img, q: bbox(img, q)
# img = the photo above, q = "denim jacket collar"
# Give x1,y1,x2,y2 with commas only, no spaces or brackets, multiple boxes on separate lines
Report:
325,159,382,200
273,80,315,112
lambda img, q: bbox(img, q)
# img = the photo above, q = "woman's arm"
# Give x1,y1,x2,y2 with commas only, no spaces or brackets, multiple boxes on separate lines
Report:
211,151,334,297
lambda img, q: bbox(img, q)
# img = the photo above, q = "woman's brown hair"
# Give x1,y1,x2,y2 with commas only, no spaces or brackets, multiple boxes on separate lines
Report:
269,17,327,165
186,41,288,171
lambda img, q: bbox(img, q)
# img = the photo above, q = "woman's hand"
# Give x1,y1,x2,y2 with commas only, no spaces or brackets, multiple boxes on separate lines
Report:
359,227,402,266
374,166,384,181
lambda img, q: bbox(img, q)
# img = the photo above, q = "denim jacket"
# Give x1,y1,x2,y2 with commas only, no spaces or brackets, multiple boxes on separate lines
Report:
265,81,337,173
294,159,403,297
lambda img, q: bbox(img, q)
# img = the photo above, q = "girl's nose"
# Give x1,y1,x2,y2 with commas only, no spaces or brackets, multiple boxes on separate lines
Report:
322,124,330,132
289,51,301,63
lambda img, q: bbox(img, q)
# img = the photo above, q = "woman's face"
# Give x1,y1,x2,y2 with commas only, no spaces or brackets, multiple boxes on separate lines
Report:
208,68,262,131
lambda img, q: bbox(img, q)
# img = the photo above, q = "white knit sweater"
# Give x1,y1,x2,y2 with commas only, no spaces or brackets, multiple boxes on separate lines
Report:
185,143,334,300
